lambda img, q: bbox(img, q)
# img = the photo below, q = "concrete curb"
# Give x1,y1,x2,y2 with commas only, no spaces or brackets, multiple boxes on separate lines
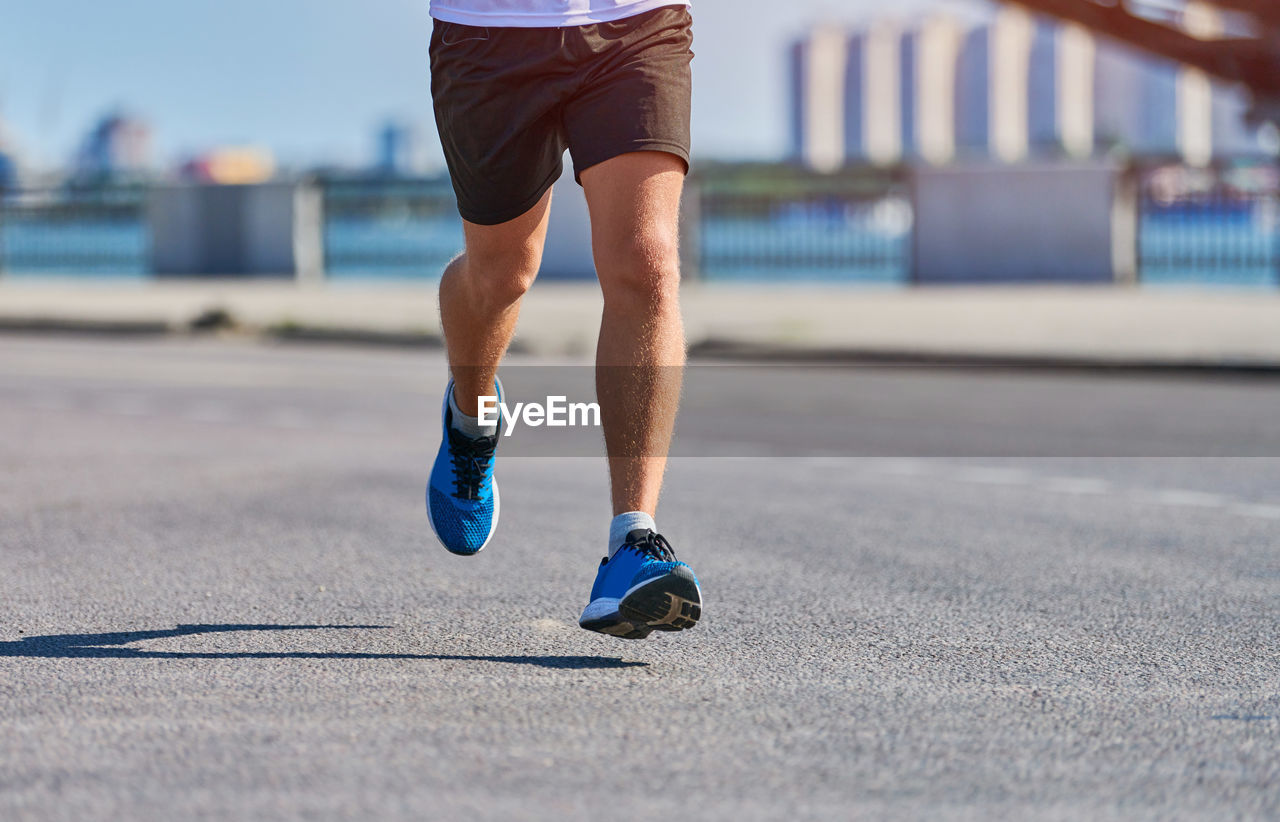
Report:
3,281,1280,370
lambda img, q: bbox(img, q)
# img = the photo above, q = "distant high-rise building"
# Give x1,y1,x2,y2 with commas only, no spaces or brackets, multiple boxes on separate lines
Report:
803,16,960,169
1211,83,1264,156
377,120,428,177
181,147,276,185
75,111,151,180
789,38,806,162
1094,41,1179,155
790,11,1258,169
0,152,16,190
1057,24,1097,159
954,26,991,157
789,26,849,172
1027,20,1058,151
1024,19,1095,158
841,33,865,162
952,7,1036,163
0,115,18,189
914,15,964,165
899,28,918,160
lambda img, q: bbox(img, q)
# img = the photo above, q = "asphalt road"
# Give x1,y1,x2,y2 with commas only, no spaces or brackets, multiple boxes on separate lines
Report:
2,334,1279,821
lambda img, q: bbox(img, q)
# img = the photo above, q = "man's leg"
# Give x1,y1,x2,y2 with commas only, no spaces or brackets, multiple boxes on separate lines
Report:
427,190,553,556
439,189,554,416
580,152,687,517
575,150,701,638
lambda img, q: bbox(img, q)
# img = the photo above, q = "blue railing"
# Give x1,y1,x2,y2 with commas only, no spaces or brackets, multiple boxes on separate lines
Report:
2,162,1277,287
692,167,912,284
0,187,149,278
320,177,462,280
1138,161,1279,288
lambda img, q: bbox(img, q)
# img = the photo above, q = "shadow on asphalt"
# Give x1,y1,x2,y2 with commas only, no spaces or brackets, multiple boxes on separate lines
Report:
0,624,646,670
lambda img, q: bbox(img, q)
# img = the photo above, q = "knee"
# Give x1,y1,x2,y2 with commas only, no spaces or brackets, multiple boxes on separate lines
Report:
458,240,542,308
597,228,682,306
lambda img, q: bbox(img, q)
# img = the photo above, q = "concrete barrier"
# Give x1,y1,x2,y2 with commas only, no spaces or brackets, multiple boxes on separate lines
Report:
540,160,597,281
150,183,323,280
912,163,1121,284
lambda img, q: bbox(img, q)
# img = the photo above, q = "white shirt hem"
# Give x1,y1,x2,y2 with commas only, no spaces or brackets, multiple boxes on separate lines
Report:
430,1,688,28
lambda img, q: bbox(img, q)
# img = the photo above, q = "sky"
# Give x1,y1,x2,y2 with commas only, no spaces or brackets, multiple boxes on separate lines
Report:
0,0,986,171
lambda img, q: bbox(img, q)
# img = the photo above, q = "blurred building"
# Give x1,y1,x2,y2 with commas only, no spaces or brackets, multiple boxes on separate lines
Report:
1212,83,1261,155
0,153,16,190
181,147,276,185
788,5,1265,170
0,114,18,190
840,31,865,163
376,120,428,177
790,25,848,172
75,111,152,180
1094,40,1179,156
805,16,962,168
954,25,990,158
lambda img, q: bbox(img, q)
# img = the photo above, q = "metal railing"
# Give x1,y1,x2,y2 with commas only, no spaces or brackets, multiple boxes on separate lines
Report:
320,177,463,279
0,186,149,277
1,161,1277,288
689,166,913,284
1136,160,1280,287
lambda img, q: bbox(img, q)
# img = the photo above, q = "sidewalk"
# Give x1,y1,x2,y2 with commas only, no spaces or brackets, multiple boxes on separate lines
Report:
3,280,1280,369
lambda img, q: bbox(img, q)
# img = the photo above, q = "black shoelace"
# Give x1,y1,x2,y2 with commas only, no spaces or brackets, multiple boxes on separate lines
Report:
626,531,677,563
448,428,497,500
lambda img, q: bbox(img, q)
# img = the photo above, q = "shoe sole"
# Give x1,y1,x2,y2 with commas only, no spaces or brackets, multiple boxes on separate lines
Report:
579,617,653,641
618,567,702,633
578,598,652,640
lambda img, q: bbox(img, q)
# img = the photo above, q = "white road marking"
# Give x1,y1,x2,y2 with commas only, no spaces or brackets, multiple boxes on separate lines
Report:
861,460,1275,523
1231,504,1280,520
875,459,934,477
953,467,1034,486
1040,476,1114,495
1144,489,1231,508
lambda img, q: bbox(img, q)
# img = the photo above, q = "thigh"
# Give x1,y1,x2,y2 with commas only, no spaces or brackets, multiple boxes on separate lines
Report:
430,21,569,226
461,186,554,270
580,152,686,276
562,7,694,184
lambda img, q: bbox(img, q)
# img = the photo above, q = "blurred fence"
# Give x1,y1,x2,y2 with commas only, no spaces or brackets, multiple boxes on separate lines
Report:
0,187,149,277
1137,161,1280,287
320,178,462,279
690,167,912,284
2,161,1278,286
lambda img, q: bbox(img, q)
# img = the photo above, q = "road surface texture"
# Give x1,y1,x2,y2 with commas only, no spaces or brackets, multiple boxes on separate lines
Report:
3,334,1278,821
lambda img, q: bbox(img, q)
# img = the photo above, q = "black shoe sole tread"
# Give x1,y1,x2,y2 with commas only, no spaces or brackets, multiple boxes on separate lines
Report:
618,569,702,632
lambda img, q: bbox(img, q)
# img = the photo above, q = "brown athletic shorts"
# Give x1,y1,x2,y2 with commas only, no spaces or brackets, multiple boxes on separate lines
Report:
429,5,693,225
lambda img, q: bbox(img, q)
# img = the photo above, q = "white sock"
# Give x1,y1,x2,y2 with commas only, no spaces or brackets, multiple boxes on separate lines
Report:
609,511,656,558
449,387,497,439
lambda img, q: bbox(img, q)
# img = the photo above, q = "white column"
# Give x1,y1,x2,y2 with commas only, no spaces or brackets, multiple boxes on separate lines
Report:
865,19,902,166
918,15,962,165
991,7,1032,164
1058,23,1095,159
803,26,848,173
1178,1,1221,167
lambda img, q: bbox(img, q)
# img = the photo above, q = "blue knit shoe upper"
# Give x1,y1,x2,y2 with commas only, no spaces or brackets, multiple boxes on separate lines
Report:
579,530,702,639
427,379,502,555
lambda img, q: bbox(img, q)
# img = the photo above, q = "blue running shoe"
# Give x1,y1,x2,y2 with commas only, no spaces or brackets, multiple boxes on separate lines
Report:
579,530,702,639
427,378,502,556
